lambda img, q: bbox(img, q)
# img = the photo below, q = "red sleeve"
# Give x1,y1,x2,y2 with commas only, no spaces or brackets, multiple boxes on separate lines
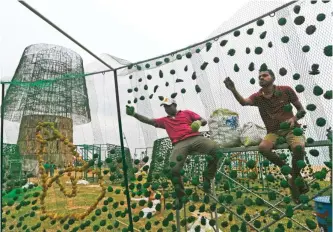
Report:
185,110,201,121
248,92,260,106
154,117,166,129
286,86,299,104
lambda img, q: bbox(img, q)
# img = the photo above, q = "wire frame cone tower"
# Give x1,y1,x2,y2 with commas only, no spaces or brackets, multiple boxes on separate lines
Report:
3,44,91,172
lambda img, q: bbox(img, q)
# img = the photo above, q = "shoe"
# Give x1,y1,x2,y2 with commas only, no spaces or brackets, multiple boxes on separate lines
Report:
202,178,212,194
172,199,184,210
299,181,309,194
288,178,300,204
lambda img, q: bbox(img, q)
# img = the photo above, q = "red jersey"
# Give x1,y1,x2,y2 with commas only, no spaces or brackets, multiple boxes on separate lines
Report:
154,110,201,144
249,85,300,133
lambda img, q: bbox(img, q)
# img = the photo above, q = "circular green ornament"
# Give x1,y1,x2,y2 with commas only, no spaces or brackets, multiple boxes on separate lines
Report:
313,86,323,96
294,16,305,25
295,84,305,93
293,127,303,136
176,54,182,60
254,47,263,54
316,117,326,127
268,41,273,48
257,19,264,26
317,13,326,21
281,36,289,43
324,45,332,57
310,149,320,157
324,90,332,99
181,88,186,94
234,30,240,37
145,63,150,68
306,25,316,35
246,159,256,169
302,45,310,52
278,18,287,25
213,57,219,63
250,78,255,84
293,73,300,80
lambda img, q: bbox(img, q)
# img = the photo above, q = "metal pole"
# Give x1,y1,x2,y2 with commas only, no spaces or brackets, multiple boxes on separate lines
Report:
1,83,5,216
113,70,134,232
18,0,114,72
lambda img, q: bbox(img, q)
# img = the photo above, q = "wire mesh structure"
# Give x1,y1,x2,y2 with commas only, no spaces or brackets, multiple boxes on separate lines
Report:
1,1,332,232
3,44,91,170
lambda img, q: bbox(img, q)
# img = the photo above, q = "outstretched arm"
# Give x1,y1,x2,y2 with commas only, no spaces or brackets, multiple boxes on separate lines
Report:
126,105,156,127
133,113,156,126
224,77,254,106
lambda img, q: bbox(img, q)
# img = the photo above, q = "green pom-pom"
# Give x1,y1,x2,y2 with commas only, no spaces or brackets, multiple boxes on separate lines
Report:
302,45,310,52
293,73,300,80
195,48,201,53
164,57,170,63
262,160,270,167
257,19,264,26
228,49,236,56
170,69,176,75
254,47,263,54
281,36,289,43
260,31,267,39
278,18,287,25
153,85,159,93
213,57,219,63
250,78,255,84
324,45,332,57
234,64,240,72
233,30,240,37
200,62,208,70
294,16,305,25
145,63,150,68
295,84,305,93
220,40,228,46
185,52,192,58
266,174,275,182
305,219,317,230
280,180,289,188
248,62,255,71
176,54,182,60
306,104,316,111
313,86,324,96
310,149,319,157
306,25,316,35
316,117,326,127
281,165,292,175
280,122,290,130
297,160,306,169
246,159,256,169
285,205,294,218
279,67,287,76
293,4,301,14
293,127,303,136
317,13,326,21
324,90,332,99
247,28,254,35
283,104,292,112
171,92,177,99
195,85,201,93
206,42,212,51
181,88,186,94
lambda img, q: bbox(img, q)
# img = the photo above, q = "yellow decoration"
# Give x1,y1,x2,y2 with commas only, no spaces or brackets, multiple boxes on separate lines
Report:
35,121,106,220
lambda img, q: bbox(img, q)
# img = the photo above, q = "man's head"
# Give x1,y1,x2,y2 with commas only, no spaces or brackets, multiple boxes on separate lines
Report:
258,69,275,87
160,98,178,116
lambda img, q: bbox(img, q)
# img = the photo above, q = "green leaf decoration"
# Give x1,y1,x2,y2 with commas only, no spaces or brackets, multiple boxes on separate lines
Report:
295,84,305,93
254,47,263,54
127,89,133,93
158,96,164,101
268,41,273,48
306,25,316,35
159,70,163,78
192,72,197,80
149,94,153,99
246,47,251,54
156,61,162,66
175,79,184,83
196,48,201,53
171,93,177,99
233,30,240,37
206,42,212,52
200,62,209,70
195,85,201,93
324,45,332,56
165,82,169,87
228,49,236,56
154,85,159,93
324,90,332,99
249,62,255,71
220,40,228,46
247,28,254,35
260,31,267,39
184,65,188,71
257,19,264,26
234,64,240,72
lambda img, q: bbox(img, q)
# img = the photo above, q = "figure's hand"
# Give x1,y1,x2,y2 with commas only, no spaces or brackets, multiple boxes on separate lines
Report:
126,105,135,116
223,77,235,90
285,117,297,128
191,120,202,132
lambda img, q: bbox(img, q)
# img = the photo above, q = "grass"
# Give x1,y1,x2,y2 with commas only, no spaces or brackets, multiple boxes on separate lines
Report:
1,171,332,232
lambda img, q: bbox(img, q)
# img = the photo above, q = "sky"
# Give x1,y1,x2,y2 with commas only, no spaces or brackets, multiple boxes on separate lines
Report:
0,0,252,80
